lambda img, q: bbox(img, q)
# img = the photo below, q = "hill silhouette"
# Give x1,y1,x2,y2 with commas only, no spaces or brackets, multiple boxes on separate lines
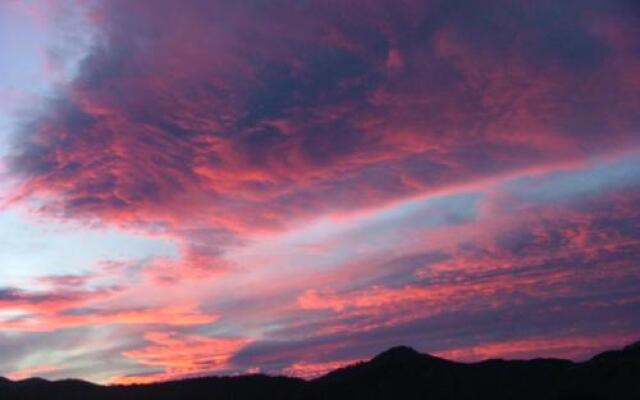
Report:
1,340,638,399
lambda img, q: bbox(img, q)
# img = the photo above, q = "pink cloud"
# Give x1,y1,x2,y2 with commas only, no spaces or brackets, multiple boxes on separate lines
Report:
0,304,216,332
110,331,250,384
282,358,362,379
433,333,640,362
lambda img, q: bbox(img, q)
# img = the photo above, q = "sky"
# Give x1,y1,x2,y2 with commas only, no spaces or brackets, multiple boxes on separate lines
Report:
0,0,639,385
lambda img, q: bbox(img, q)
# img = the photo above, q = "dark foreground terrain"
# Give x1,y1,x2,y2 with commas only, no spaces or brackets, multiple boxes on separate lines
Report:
1,340,639,400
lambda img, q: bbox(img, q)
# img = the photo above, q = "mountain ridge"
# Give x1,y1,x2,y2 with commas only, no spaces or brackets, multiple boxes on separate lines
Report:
1,339,639,399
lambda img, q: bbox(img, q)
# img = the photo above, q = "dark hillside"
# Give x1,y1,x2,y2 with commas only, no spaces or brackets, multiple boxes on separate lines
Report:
1,340,638,400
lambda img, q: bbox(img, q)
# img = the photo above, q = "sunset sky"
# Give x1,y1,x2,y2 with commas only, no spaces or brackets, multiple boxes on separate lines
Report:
0,0,639,384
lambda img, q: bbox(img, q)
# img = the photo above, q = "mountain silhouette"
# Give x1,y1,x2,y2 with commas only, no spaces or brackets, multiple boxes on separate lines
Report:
370,345,441,364
1,340,638,399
